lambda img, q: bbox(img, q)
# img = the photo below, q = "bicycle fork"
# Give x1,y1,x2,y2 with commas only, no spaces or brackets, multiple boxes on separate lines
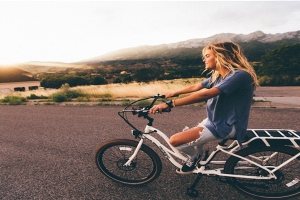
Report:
123,138,144,166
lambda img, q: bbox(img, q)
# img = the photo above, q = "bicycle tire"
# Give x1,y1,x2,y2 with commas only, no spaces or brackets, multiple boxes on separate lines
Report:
224,146,300,199
95,139,162,185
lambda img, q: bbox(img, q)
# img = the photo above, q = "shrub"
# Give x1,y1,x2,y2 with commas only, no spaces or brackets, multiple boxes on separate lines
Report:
98,93,112,98
0,96,27,105
113,78,122,83
51,93,67,102
258,75,300,86
77,96,90,102
90,76,108,85
294,76,300,85
121,98,131,106
98,98,111,102
51,85,89,102
122,76,133,83
65,90,83,99
98,93,112,102
26,94,48,99
258,76,273,86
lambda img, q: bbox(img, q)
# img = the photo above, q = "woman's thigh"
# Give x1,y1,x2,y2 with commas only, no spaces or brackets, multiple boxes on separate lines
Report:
169,127,204,147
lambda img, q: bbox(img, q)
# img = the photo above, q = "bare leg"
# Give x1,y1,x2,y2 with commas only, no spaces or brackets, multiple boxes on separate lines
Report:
170,125,220,159
169,127,203,147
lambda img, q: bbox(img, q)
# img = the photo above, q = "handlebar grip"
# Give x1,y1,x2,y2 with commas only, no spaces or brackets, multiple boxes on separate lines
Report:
153,94,165,99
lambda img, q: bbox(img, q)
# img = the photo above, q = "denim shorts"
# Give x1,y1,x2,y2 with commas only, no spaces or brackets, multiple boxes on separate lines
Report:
176,118,236,157
196,118,236,142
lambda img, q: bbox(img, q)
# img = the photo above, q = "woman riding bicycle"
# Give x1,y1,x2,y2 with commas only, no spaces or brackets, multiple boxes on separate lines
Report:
149,41,259,173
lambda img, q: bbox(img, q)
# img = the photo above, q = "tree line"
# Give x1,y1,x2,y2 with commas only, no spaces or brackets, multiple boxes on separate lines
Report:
254,42,300,86
40,42,300,88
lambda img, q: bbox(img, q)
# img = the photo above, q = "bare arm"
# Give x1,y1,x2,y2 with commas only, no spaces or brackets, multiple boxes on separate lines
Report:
149,87,222,114
165,83,204,98
173,87,221,106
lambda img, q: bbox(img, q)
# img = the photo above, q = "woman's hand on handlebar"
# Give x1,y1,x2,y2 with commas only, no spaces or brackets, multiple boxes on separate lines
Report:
149,103,169,114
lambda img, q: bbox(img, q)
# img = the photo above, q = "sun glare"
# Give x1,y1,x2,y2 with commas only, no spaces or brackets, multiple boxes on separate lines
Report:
0,65,11,68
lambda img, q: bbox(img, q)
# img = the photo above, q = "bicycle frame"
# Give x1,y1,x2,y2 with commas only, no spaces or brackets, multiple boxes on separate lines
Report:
120,95,299,181
124,125,186,168
124,124,295,180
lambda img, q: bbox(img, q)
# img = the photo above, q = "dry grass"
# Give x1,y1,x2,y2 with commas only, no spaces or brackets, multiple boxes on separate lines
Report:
0,78,205,100
76,78,204,98
0,88,57,99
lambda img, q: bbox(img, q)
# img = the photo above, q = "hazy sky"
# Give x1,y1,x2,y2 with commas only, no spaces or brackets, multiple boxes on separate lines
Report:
1,1,299,65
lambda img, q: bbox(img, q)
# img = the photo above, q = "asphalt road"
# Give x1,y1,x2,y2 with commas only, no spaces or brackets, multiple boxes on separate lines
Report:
1,105,300,200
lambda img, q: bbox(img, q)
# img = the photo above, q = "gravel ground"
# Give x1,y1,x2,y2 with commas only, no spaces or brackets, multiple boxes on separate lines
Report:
1,104,300,200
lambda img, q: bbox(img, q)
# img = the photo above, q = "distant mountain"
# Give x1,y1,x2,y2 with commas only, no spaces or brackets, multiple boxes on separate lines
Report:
81,30,300,63
14,61,92,74
15,30,300,74
0,67,38,83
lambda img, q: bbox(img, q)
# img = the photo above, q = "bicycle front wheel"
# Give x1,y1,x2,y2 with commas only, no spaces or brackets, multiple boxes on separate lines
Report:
95,139,162,185
224,146,300,199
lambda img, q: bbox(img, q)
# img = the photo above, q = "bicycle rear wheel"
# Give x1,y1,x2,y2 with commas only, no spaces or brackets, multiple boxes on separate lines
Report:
224,146,300,199
95,139,162,185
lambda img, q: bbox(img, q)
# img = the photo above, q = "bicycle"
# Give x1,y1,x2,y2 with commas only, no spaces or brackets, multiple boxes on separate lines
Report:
95,94,300,199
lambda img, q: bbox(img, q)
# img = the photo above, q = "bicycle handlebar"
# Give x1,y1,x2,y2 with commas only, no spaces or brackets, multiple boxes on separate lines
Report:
118,94,171,131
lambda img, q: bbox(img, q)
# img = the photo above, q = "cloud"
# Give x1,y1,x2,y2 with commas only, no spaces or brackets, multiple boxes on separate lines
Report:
211,2,300,33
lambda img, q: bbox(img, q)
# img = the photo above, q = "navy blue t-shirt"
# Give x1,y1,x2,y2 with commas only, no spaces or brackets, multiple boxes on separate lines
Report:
201,70,254,146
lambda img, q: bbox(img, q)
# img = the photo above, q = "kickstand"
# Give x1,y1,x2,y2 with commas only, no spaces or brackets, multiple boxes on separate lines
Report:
187,174,203,198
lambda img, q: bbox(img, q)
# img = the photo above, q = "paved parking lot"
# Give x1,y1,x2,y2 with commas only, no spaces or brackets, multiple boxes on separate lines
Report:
253,86,300,108
1,105,300,200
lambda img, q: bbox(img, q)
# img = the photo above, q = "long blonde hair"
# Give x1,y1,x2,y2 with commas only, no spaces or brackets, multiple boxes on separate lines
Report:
202,41,259,89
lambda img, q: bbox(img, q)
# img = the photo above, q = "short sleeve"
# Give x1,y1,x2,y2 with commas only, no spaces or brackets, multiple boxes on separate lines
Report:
201,77,212,88
215,71,253,95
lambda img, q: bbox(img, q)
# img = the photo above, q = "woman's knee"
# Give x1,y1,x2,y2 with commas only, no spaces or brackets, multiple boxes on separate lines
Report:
169,135,181,147
169,127,203,147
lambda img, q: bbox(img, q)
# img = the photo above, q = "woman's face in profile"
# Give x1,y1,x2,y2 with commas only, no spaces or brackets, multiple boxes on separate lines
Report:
203,49,216,70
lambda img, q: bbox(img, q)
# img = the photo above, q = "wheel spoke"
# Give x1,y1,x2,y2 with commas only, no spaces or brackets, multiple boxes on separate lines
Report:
95,139,162,185
224,146,300,199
